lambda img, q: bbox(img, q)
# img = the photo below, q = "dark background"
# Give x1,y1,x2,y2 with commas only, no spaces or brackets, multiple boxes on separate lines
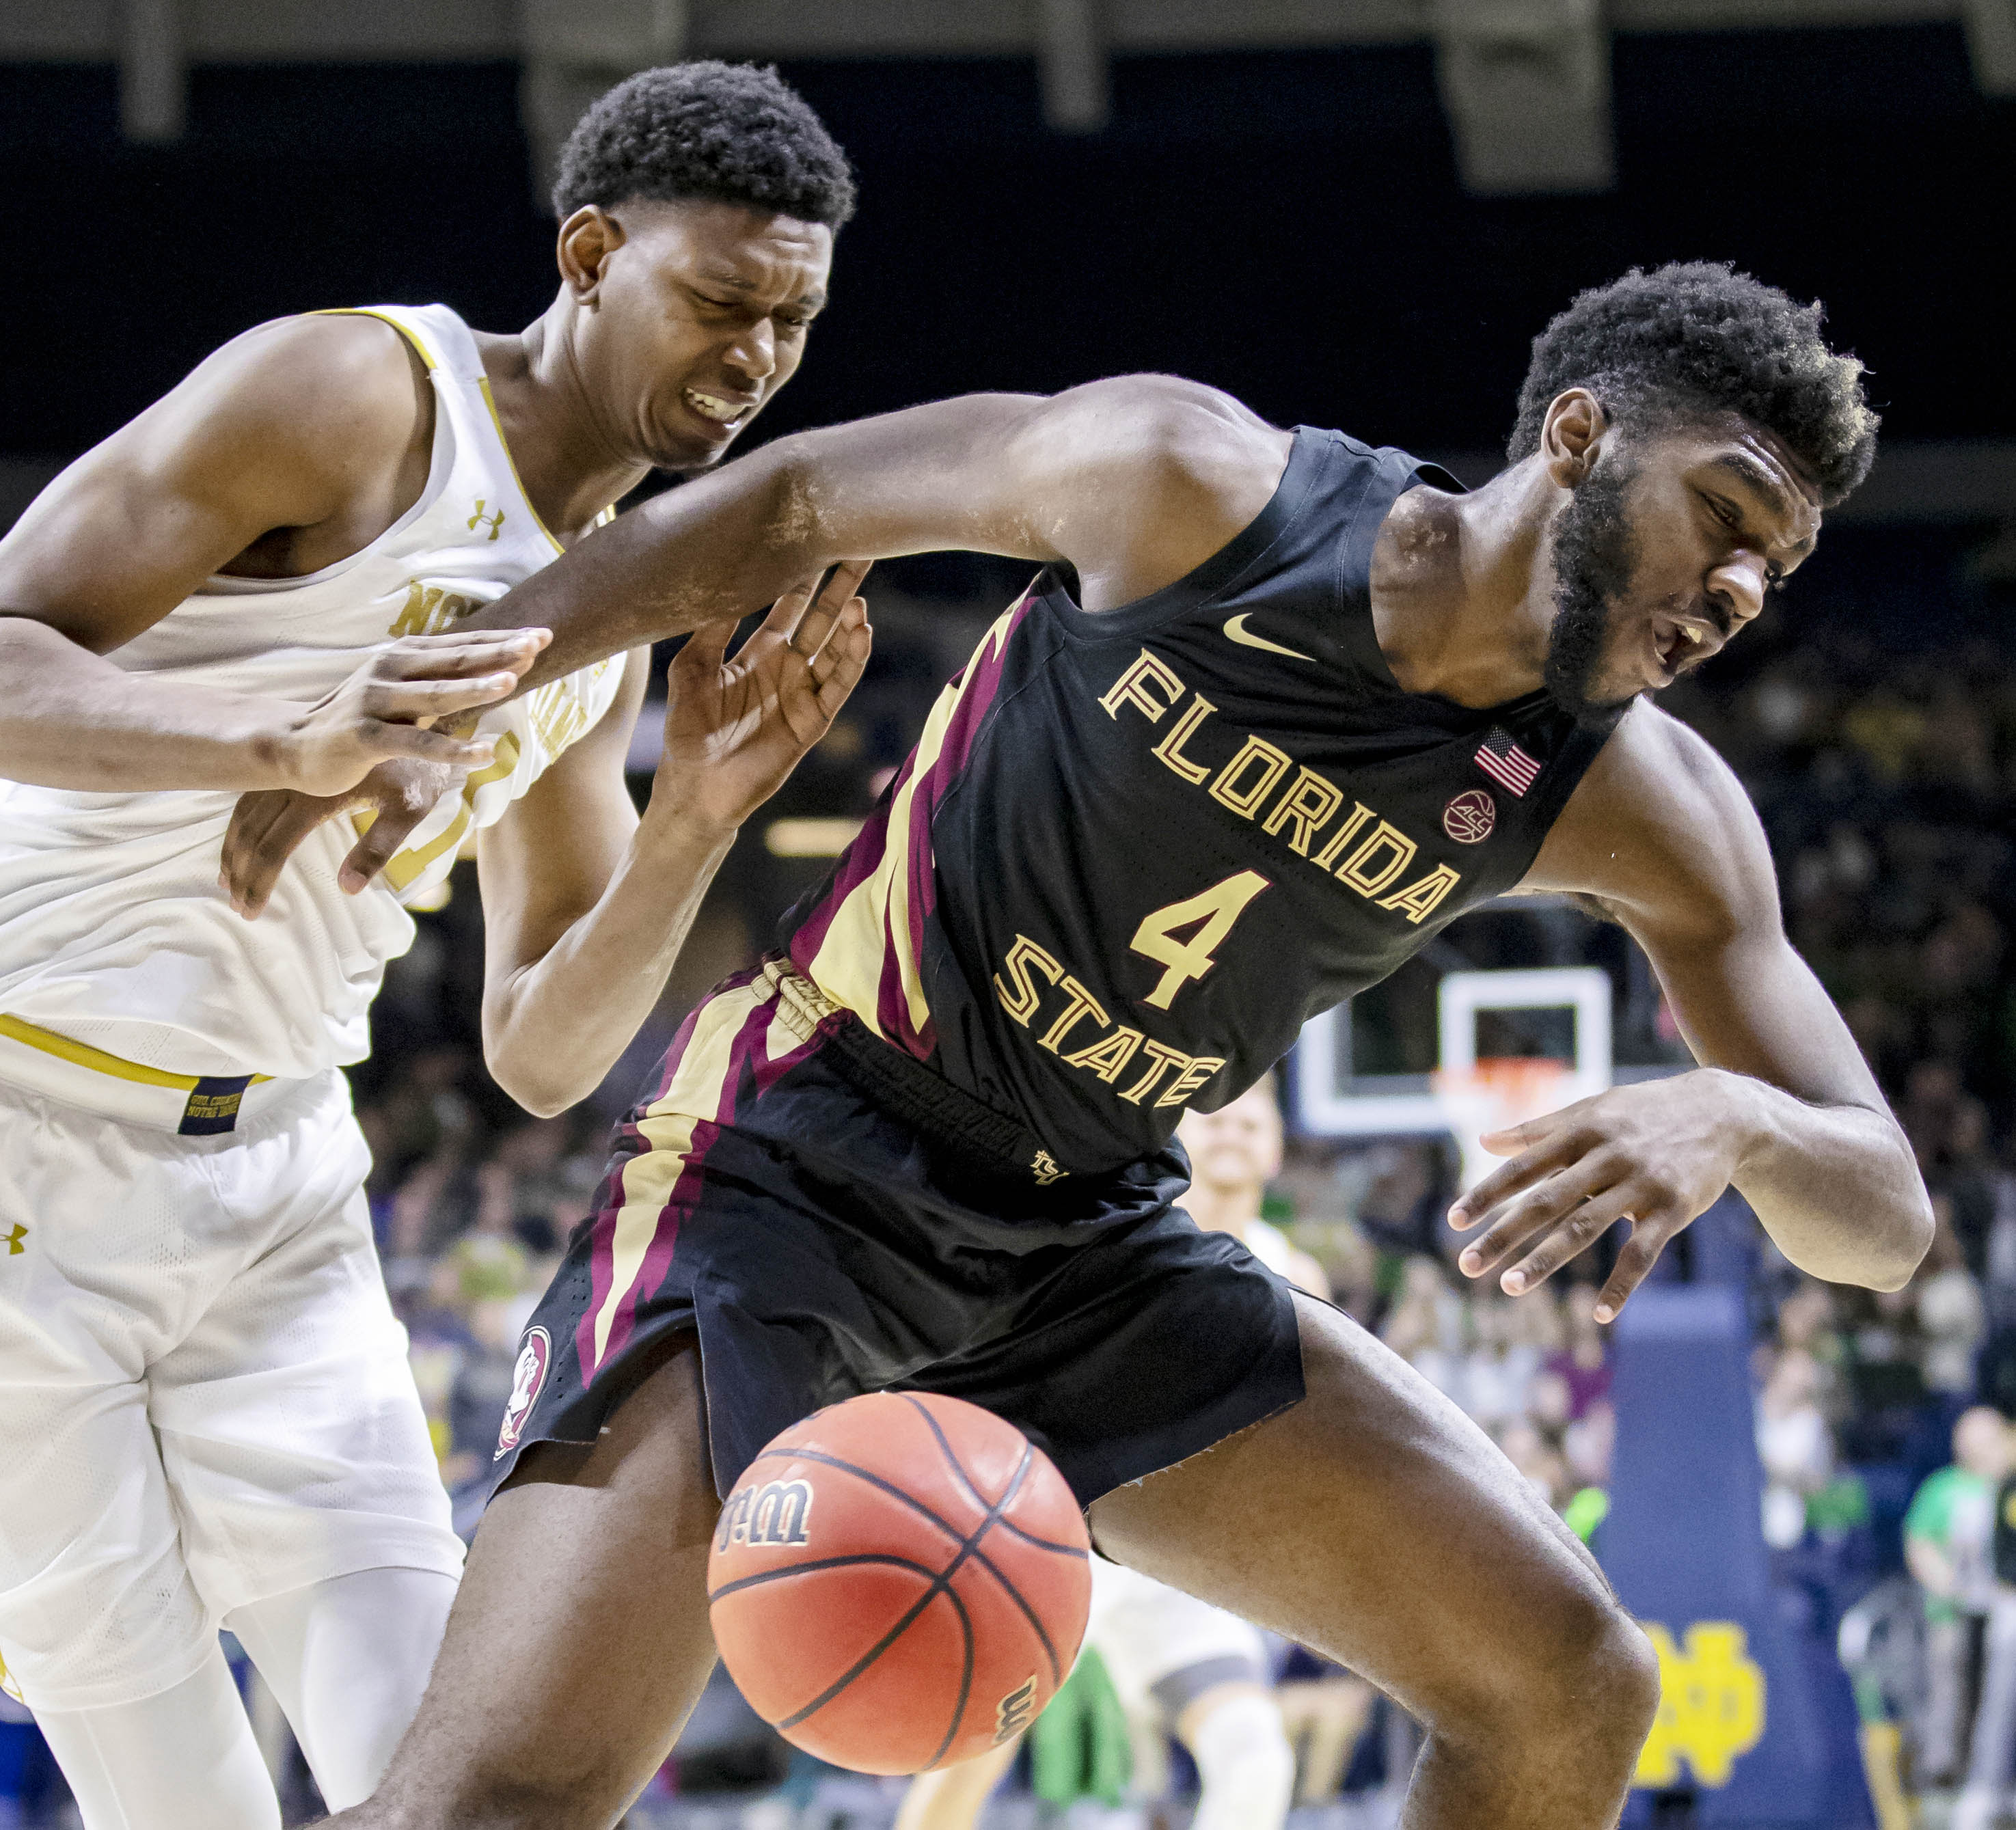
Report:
1,25,2008,465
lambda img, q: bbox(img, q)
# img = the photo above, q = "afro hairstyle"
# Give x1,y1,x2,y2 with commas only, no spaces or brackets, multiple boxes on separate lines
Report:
552,62,855,230
1507,262,1878,507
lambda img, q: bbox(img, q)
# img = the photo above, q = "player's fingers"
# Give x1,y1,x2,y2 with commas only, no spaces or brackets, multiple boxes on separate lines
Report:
1471,1091,1603,1160
219,792,292,917
370,724,499,770
224,794,339,918
812,615,872,717
754,573,826,648
1594,1213,1685,1322
808,598,869,680
362,674,521,723
787,560,873,659
1497,1186,1639,1296
338,800,431,896
675,618,737,681
1447,1123,1589,1230
375,628,549,679
1456,1153,1622,1279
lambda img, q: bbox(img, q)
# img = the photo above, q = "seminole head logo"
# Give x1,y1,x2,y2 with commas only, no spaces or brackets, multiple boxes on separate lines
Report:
494,1326,551,1459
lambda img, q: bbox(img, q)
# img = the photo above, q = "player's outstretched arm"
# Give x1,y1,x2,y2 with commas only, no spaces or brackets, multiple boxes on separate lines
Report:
457,376,1294,687
0,314,543,794
1452,703,1932,1315
246,377,1291,888
474,569,871,1117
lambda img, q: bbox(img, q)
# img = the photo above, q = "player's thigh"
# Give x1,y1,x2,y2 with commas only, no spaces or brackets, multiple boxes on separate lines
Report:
150,1180,462,1616
377,1334,721,1822
1089,1294,1642,1744
0,1109,213,1708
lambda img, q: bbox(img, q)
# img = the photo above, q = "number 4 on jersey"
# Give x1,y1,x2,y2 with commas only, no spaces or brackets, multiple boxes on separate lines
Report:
1130,871,1270,1010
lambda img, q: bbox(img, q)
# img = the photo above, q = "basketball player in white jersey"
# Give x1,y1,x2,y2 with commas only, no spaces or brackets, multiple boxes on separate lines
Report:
895,1079,1309,1830
0,64,864,1829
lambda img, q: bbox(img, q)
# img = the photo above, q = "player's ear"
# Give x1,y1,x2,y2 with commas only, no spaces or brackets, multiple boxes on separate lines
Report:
556,205,627,305
1540,388,1609,488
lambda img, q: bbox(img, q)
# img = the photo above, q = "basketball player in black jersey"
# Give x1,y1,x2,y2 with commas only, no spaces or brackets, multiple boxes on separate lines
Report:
266,263,1932,1829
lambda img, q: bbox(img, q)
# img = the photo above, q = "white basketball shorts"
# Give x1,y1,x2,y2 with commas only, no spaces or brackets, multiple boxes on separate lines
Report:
0,1049,463,1710
1086,1555,1269,1716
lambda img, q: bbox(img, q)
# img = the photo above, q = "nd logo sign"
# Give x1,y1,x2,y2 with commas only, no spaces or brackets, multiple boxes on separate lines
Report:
1634,1621,1765,1788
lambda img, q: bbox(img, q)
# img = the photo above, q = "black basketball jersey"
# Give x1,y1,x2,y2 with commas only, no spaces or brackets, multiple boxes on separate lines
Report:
782,426,1615,1176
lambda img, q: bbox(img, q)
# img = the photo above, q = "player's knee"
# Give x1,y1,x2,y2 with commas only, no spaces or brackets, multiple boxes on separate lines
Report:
1451,1589,1656,1772
1607,1610,1664,1748
1535,1598,1661,1767
1188,1689,1296,1830
380,1764,628,1830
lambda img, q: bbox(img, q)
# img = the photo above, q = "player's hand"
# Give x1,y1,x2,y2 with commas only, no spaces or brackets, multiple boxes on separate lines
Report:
1445,1069,1751,1320
279,627,549,799
652,562,873,836
220,756,462,918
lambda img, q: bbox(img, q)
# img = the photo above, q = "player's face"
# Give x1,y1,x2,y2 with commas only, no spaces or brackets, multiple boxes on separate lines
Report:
1543,416,1821,721
568,197,834,474
1178,1084,1284,1190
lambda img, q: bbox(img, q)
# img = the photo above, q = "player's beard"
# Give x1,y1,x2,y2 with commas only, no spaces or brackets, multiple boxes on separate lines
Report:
1543,452,1642,726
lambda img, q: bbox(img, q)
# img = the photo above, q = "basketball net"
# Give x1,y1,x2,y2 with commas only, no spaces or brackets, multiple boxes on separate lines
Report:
1430,1056,1575,1194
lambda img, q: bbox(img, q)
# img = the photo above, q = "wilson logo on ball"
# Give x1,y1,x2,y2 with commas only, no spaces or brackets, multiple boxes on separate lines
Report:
716,1477,815,1552
994,1675,1040,1745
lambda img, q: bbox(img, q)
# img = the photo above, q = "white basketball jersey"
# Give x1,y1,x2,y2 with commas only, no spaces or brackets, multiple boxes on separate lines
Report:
1242,1217,1296,1276
0,303,625,1080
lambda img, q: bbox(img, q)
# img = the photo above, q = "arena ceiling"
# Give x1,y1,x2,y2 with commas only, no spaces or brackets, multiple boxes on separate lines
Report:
6,0,2014,192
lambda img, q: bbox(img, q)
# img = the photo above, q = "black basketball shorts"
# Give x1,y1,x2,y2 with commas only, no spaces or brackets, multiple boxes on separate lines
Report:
491,959,1306,1508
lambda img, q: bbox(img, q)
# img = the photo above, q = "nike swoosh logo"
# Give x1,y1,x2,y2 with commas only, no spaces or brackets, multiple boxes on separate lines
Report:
1223,613,1317,664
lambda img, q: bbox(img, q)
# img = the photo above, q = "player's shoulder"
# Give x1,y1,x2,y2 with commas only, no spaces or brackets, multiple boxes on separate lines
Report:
1598,699,1749,814
206,311,423,424
133,310,433,500
1531,699,1776,929
1037,374,1287,474
1557,699,1762,848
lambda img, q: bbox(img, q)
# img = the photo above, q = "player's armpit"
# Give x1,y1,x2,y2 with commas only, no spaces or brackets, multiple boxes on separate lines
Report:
1452,702,1932,1311
452,379,1292,689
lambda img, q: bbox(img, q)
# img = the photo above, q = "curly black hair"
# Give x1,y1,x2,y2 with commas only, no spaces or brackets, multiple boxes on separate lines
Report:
1507,262,1878,507
552,62,856,230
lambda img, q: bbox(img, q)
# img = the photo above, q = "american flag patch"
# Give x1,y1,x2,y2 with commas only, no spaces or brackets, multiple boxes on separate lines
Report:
1474,728,1541,797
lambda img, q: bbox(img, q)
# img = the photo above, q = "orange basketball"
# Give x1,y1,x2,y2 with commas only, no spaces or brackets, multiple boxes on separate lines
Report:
707,1391,1092,1775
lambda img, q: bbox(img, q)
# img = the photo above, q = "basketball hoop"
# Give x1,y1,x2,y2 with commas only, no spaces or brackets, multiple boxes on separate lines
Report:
1431,1056,1576,1193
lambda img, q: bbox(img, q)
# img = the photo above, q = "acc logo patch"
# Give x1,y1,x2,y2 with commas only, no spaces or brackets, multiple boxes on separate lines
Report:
1633,1621,1765,1789
1442,788,1496,844
995,1674,1040,1744
494,1326,551,1459
716,1477,815,1553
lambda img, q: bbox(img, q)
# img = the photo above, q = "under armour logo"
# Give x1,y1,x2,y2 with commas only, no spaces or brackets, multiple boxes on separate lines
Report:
468,499,505,541
4,1224,25,1255
1031,1150,1066,1186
